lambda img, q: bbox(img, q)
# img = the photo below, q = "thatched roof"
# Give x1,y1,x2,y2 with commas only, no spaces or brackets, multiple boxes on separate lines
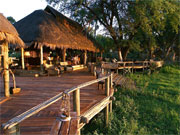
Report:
14,6,97,52
0,13,24,47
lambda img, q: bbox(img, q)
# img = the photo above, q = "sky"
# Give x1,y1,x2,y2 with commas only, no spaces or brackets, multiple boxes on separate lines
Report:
0,0,104,34
0,0,48,21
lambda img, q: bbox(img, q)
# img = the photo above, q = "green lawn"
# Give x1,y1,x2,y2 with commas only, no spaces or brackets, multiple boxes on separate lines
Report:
82,64,180,135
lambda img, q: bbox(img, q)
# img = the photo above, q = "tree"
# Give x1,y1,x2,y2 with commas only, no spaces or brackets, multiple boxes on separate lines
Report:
46,0,138,61
95,35,114,53
46,0,179,61
7,16,16,24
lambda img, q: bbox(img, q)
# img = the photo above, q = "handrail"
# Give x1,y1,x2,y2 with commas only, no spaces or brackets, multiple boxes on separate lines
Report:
2,74,111,131
116,61,150,64
65,75,110,94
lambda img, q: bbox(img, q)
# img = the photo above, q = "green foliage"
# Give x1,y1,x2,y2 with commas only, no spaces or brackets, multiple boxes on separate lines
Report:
95,35,115,53
7,16,16,24
46,0,180,60
82,65,180,134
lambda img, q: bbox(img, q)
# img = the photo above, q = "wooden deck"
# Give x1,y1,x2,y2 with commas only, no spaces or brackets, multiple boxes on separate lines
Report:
0,69,106,135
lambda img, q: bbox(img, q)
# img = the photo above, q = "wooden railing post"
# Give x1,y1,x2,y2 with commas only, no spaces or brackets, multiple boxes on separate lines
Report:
123,62,125,75
110,100,112,113
132,62,134,73
93,66,96,76
4,124,20,135
110,73,113,88
143,61,145,72
110,73,113,113
105,76,110,126
21,48,25,70
105,76,110,96
73,88,80,135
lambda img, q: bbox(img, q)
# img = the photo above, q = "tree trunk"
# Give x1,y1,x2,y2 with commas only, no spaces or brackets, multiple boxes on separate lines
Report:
165,46,172,58
121,47,129,61
149,49,154,59
118,48,123,61
172,51,176,62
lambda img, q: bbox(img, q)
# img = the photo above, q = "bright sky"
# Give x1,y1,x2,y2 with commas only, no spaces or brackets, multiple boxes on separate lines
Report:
0,0,48,21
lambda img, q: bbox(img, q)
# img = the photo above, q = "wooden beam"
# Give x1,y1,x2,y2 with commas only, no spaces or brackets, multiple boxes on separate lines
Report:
73,88,80,116
81,96,111,123
73,88,80,135
21,48,25,70
110,101,112,113
84,50,87,65
62,48,66,62
50,118,62,135
3,42,10,97
105,76,110,126
105,104,109,126
69,112,79,135
95,52,97,62
40,45,43,71
0,45,4,68
59,120,70,135
105,77,110,96
110,73,113,88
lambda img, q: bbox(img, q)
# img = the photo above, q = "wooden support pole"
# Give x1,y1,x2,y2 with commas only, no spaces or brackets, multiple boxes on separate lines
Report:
40,45,43,71
84,50,87,65
110,101,112,113
105,104,109,126
105,77,110,96
132,62,134,73
73,88,80,116
123,63,125,75
105,76,110,126
110,73,113,88
0,45,4,67
93,66,96,76
3,42,10,97
4,124,20,135
95,52,97,62
73,88,80,135
21,48,25,70
62,48,66,62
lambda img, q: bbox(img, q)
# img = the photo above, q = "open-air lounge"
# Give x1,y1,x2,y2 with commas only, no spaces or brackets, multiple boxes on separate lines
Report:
1,1,177,135
12,5,98,76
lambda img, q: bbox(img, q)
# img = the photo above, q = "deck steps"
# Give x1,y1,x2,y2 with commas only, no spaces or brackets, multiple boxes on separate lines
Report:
112,73,136,90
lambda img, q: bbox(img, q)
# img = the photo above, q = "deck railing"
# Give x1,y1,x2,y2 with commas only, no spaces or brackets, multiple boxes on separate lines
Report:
102,61,150,74
2,73,113,135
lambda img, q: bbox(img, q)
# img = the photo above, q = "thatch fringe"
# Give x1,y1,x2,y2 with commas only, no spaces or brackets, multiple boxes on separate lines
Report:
0,32,24,47
25,41,97,52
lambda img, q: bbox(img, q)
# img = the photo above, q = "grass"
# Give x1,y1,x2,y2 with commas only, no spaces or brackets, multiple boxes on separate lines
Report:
82,64,180,134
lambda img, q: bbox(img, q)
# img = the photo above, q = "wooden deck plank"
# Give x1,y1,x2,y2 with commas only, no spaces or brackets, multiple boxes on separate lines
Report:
0,69,105,135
